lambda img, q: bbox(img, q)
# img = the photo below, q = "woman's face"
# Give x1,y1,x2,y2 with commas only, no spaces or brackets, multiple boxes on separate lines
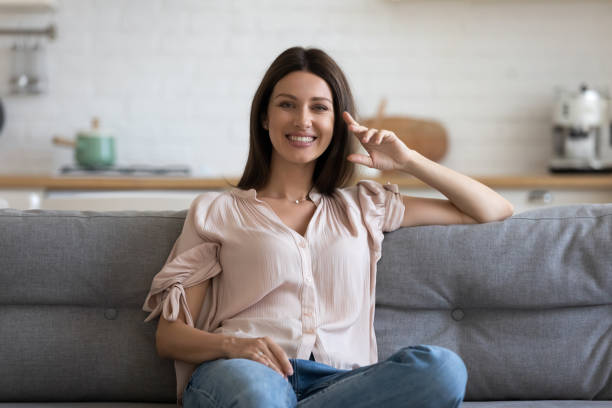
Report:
264,71,335,166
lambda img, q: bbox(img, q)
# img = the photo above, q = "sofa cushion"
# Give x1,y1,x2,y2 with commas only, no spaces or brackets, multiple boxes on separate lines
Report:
375,204,612,401
0,209,185,402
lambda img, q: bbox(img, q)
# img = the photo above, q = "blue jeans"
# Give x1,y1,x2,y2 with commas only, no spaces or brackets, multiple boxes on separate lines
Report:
182,345,467,408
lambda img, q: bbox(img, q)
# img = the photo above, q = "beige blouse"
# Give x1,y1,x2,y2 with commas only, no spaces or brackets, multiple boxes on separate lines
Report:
142,180,405,406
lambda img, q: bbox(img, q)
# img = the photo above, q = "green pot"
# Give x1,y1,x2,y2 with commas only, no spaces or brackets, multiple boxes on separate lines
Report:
53,118,116,169
74,133,115,169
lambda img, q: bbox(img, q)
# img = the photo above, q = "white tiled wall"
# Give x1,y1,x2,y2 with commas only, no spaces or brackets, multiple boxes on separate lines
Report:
0,0,610,177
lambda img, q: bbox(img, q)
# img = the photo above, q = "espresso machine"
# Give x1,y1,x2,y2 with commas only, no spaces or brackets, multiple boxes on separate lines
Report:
549,84,612,172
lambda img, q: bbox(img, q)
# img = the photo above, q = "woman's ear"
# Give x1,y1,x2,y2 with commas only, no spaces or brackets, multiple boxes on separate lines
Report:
262,117,268,130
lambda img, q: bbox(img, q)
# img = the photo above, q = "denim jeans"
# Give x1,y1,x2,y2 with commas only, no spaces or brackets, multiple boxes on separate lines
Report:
182,344,468,408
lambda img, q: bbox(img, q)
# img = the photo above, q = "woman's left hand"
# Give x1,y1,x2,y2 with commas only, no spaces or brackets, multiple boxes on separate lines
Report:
343,111,414,172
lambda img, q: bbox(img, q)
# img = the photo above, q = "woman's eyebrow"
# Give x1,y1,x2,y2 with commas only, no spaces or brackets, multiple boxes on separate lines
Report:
274,93,332,103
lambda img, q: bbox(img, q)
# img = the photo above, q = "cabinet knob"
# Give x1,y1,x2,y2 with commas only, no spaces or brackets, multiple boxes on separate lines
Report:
527,189,553,204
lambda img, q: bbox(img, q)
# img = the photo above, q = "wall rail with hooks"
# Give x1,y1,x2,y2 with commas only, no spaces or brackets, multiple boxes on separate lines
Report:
0,23,56,40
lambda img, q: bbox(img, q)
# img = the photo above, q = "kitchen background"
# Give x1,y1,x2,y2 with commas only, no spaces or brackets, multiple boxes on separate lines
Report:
0,0,611,178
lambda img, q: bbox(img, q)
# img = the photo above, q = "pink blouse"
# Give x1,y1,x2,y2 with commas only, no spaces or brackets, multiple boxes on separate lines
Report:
142,180,405,406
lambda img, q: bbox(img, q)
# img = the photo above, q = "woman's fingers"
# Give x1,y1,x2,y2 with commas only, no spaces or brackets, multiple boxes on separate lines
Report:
343,111,394,144
347,153,373,167
343,111,368,133
363,128,378,143
253,348,284,377
342,111,359,126
265,338,294,377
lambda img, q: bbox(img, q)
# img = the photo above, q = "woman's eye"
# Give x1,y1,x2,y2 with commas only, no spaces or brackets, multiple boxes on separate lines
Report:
279,102,293,108
314,105,329,111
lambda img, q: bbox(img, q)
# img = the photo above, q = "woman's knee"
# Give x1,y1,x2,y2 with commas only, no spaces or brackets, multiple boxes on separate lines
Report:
391,345,468,400
184,358,297,408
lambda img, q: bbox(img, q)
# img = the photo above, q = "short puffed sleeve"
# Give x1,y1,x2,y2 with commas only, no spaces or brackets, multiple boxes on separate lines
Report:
356,180,405,254
142,192,222,328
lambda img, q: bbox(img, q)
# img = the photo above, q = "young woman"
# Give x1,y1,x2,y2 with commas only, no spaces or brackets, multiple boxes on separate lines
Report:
143,46,514,408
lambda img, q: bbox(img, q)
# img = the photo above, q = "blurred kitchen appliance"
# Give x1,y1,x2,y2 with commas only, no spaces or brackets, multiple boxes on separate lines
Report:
549,84,612,172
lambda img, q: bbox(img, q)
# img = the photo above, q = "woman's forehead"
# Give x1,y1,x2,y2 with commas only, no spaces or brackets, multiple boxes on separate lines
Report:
272,71,333,101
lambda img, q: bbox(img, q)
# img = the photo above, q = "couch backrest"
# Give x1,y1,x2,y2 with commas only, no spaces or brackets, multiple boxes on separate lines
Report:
375,204,612,401
0,209,184,403
1,205,611,402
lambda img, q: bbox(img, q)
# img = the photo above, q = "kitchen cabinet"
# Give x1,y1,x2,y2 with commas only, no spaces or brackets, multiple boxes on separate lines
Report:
41,190,207,211
399,187,612,215
0,189,43,209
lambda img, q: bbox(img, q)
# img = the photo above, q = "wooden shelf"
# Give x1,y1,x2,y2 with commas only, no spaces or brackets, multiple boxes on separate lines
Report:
1,174,612,191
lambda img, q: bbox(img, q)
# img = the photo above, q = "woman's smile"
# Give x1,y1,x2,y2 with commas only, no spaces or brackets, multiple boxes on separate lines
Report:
286,132,318,147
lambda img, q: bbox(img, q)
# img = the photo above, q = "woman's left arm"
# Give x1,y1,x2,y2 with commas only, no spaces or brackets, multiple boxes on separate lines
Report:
397,151,514,226
343,111,514,227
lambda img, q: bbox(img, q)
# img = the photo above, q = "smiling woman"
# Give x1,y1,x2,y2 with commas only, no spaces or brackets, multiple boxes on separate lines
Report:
143,45,513,408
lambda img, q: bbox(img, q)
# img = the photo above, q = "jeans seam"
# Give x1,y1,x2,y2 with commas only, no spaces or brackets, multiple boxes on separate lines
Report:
185,383,222,407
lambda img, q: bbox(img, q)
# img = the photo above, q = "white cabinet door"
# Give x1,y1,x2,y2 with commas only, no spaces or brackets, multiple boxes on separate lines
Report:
498,189,612,214
400,188,612,216
41,190,212,211
0,189,44,209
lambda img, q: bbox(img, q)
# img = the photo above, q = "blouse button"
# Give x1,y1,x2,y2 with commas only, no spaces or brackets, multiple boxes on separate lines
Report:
299,241,308,249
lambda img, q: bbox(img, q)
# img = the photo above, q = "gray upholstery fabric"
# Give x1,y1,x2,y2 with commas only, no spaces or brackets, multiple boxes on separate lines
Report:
0,210,183,403
375,204,612,401
1,204,611,405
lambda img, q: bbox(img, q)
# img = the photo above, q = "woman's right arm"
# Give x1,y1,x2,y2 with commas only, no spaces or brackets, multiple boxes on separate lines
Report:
155,280,228,363
154,281,293,378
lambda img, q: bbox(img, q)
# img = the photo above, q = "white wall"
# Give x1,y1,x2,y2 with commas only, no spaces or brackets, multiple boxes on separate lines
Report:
0,0,610,177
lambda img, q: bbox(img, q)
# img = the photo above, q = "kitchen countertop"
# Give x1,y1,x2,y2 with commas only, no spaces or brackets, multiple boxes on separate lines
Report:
1,174,612,190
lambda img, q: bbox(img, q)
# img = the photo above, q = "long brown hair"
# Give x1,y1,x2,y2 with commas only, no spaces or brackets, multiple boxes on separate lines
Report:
237,46,356,195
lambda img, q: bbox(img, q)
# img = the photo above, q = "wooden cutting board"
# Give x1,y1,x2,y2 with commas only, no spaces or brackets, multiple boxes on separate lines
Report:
360,99,448,166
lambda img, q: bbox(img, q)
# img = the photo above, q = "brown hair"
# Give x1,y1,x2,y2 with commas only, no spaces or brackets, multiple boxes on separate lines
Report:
237,46,356,195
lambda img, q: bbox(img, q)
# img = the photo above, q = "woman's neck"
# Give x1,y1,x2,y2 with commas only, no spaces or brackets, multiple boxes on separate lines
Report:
258,155,315,200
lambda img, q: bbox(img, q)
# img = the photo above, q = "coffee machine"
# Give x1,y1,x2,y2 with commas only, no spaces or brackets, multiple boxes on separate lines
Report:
549,84,612,172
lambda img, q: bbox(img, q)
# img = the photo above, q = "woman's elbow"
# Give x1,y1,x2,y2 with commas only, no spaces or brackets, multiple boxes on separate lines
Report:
475,201,514,223
488,201,514,222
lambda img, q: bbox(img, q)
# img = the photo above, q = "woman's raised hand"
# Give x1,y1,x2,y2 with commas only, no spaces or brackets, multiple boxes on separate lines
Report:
223,336,294,379
343,111,414,172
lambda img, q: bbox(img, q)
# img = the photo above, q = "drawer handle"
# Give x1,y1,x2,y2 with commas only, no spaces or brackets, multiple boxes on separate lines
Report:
527,190,553,204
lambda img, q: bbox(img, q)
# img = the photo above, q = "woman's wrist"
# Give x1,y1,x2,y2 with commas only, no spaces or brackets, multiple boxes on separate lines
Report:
398,149,426,174
220,335,239,358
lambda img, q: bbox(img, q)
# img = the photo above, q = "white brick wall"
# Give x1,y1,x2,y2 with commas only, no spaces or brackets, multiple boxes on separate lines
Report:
0,0,610,177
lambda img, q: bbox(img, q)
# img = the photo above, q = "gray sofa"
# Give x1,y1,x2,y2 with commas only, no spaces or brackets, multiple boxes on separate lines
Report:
1,204,611,407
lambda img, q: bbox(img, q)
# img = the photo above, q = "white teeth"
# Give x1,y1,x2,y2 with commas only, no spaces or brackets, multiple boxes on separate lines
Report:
287,135,315,143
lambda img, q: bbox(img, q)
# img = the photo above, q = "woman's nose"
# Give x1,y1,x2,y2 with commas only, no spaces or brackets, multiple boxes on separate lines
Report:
294,107,312,129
